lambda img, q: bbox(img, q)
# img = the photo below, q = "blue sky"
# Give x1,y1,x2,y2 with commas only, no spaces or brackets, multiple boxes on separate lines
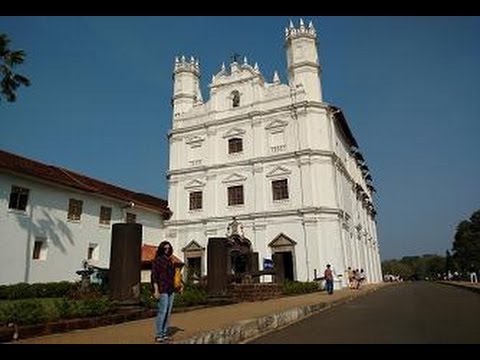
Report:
1,16,479,261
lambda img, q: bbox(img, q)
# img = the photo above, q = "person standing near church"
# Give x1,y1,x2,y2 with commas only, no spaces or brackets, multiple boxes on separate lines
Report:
151,241,182,343
324,264,334,295
469,265,478,284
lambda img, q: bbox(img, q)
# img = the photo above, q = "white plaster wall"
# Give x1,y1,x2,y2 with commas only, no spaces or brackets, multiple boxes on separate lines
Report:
0,173,165,285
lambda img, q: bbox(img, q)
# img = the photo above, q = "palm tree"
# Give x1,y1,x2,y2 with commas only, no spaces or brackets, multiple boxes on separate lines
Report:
0,33,31,103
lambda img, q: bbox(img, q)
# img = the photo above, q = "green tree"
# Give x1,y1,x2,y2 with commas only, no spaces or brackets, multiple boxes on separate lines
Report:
452,210,480,273
382,253,447,281
0,33,31,103
423,255,445,280
382,259,415,280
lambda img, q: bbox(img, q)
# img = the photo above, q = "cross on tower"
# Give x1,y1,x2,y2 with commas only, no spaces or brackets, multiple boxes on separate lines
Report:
231,52,241,63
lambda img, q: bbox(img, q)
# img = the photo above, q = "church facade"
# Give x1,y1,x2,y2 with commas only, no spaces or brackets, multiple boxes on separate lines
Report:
165,20,382,286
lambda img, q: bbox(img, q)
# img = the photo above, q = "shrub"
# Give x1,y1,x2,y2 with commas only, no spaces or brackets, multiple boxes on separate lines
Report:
0,299,48,326
282,280,320,295
139,282,208,309
174,287,208,308
0,282,76,300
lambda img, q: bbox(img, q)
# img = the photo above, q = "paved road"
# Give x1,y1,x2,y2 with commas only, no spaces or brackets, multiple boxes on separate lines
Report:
249,282,480,344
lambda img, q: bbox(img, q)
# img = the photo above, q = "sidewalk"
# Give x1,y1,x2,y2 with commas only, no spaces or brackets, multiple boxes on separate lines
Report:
17,283,389,344
438,280,480,293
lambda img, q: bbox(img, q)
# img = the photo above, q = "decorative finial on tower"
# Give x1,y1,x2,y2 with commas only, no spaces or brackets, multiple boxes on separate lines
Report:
308,20,316,35
231,52,241,63
254,62,259,71
243,56,248,65
299,18,305,28
289,19,294,28
175,56,179,64
181,55,186,62
221,62,226,71
190,56,195,63
273,70,280,85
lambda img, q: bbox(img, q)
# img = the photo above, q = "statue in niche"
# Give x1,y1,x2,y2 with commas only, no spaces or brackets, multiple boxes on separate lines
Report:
232,90,240,108
226,216,244,239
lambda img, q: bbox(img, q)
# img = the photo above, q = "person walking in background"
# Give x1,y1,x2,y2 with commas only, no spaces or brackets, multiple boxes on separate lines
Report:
151,241,182,343
469,266,478,284
346,267,354,289
359,268,366,287
324,264,334,295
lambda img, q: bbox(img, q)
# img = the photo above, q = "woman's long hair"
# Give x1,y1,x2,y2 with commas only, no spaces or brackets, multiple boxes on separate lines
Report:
156,241,173,258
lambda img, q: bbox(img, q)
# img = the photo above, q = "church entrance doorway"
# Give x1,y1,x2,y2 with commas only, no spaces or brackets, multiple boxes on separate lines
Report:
276,251,294,281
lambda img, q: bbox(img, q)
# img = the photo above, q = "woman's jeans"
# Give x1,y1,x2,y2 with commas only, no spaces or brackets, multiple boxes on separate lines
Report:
156,292,175,337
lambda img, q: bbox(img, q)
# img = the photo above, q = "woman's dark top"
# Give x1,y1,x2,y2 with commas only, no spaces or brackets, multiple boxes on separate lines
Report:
151,255,174,294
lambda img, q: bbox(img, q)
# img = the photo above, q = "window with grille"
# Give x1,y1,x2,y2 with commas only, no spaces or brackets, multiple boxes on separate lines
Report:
8,185,29,211
126,212,137,223
228,138,243,154
99,206,112,225
272,179,289,201
228,185,244,206
68,199,83,221
189,191,203,210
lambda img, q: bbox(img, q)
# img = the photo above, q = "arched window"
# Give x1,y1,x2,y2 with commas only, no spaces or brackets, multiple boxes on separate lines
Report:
231,90,240,108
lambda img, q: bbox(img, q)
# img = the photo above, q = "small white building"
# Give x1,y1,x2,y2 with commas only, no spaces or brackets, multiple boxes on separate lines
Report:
165,20,382,286
0,149,171,285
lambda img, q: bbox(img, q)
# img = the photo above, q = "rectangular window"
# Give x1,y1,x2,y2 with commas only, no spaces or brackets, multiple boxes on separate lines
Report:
8,185,29,211
189,191,203,210
269,131,286,153
272,179,289,201
228,138,243,154
87,243,99,261
33,241,42,260
126,212,136,223
32,238,47,260
68,199,83,221
99,206,112,225
228,185,244,206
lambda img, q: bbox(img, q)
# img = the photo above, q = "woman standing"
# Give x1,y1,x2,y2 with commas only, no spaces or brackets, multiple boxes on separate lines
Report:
151,241,182,342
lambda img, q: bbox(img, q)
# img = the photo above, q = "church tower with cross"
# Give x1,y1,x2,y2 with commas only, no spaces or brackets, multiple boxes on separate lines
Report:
165,19,382,286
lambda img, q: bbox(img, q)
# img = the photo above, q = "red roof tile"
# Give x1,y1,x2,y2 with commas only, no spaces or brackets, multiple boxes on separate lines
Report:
141,244,183,264
0,149,171,219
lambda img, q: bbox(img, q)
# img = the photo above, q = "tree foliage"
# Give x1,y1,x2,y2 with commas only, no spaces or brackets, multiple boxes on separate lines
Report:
382,210,480,281
0,33,31,103
382,254,446,281
452,210,480,273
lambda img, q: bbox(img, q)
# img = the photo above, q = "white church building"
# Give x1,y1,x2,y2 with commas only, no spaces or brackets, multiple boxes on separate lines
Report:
0,20,381,287
165,19,382,285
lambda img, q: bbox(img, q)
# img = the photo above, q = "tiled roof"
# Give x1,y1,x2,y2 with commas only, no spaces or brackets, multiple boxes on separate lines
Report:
141,244,183,264
0,149,171,219
329,105,359,149
142,244,158,263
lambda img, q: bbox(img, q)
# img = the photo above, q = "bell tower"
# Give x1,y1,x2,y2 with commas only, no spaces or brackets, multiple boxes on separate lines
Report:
172,55,203,119
285,19,322,102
